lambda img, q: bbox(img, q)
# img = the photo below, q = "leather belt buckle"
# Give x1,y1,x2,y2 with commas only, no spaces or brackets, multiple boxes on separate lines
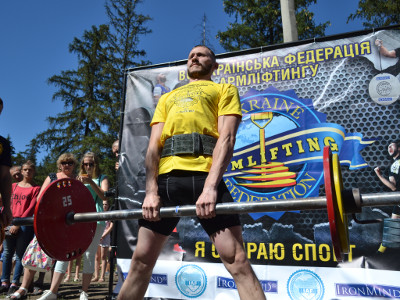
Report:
192,132,202,156
170,136,175,155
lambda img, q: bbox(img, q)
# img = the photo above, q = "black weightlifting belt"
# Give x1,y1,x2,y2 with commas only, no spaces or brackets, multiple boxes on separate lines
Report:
161,133,217,158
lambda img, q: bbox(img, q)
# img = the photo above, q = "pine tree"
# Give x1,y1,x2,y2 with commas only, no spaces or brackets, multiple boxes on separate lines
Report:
105,0,152,137
37,25,112,157
31,0,152,186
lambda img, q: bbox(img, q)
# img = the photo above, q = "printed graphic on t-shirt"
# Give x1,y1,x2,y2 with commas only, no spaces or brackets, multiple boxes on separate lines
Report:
391,160,400,174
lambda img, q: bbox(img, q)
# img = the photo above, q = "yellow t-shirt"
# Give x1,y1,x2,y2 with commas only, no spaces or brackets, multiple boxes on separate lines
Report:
151,80,242,175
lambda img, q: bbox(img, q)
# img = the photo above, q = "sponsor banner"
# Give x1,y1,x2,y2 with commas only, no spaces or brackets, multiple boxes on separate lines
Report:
117,28,400,298
117,258,400,299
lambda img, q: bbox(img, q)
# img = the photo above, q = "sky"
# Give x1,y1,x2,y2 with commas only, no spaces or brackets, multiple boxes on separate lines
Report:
0,0,365,163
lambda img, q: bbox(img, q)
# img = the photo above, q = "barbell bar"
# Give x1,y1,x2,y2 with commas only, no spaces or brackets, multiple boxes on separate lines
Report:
10,146,400,262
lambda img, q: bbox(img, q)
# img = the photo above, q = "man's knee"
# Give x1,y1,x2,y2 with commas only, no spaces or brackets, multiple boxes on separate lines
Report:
220,247,250,274
130,252,158,274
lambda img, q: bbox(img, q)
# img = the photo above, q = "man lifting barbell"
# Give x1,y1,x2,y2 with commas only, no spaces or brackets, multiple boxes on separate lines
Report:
117,45,267,300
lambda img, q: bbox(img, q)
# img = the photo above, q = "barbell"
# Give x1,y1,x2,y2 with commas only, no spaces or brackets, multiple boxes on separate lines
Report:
9,146,400,262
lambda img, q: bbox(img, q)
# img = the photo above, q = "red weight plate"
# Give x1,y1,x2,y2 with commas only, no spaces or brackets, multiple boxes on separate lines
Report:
323,146,343,262
34,179,97,261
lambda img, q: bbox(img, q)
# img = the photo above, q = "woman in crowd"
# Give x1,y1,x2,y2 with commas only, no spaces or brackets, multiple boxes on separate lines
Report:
91,200,113,283
64,256,82,283
38,152,109,300
0,161,39,296
9,153,78,299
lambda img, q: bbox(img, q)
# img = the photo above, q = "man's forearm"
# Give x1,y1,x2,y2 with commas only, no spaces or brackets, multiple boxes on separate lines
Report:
377,175,396,191
145,146,161,195
203,134,235,189
204,115,240,190
145,123,164,196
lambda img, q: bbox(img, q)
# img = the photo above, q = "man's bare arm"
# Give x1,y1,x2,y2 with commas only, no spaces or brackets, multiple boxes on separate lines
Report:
374,167,397,191
196,114,241,218
143,122,164,220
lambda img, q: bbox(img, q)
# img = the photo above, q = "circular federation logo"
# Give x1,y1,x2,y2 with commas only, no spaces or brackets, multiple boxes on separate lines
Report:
368,73,400,105
226,86,329,220
376,81,391,96
287,269,324,300
175,264,207,298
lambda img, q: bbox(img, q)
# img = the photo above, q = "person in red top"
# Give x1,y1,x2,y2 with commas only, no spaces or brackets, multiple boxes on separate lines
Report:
0,160,39,295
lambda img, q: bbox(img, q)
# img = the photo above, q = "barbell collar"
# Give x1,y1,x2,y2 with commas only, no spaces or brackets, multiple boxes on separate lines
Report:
341,188,362,214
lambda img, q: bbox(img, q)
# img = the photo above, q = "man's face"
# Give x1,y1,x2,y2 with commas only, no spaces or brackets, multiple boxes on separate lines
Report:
388,142,399,157
112,145,119,157
21,165,34,180
187,46,216,80
10,168,22,182
158,74,166,83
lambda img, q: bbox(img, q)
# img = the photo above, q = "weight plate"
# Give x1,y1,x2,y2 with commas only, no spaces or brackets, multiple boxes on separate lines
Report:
34,179,97,261
332,153,349,254
323,146,343,262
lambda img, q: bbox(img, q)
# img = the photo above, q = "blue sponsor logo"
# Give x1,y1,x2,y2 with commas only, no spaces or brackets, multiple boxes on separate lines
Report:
217,276,278,293
336,283,400,298
175,265,207,298
287,269,324,300
150,274,168,285
377,76,390,80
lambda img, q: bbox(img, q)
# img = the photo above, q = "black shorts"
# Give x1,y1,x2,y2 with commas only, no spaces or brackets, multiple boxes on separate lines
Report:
139,170,241,236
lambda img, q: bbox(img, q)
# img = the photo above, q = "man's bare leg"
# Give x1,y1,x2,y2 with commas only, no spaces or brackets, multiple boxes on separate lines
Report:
211,225,266,300
118,227,168,300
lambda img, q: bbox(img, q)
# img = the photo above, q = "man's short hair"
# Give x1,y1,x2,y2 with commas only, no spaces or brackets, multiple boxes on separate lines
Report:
10,165,21,172
192,45,216,62
389,141,400,147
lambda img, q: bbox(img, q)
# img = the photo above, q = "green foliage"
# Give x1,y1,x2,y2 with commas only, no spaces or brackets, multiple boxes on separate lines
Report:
106,0,152,71
38,24,114,158
217,0,329,51
11,153,25,167
105,0,152,136
34,152,59,185
347,0,400,28
15,0,151,188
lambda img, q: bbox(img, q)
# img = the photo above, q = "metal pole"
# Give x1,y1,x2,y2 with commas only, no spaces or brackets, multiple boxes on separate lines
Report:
360,192,400,207
69,191,400,224
71,197,328,224
11,216,34,226
280,0,298,42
